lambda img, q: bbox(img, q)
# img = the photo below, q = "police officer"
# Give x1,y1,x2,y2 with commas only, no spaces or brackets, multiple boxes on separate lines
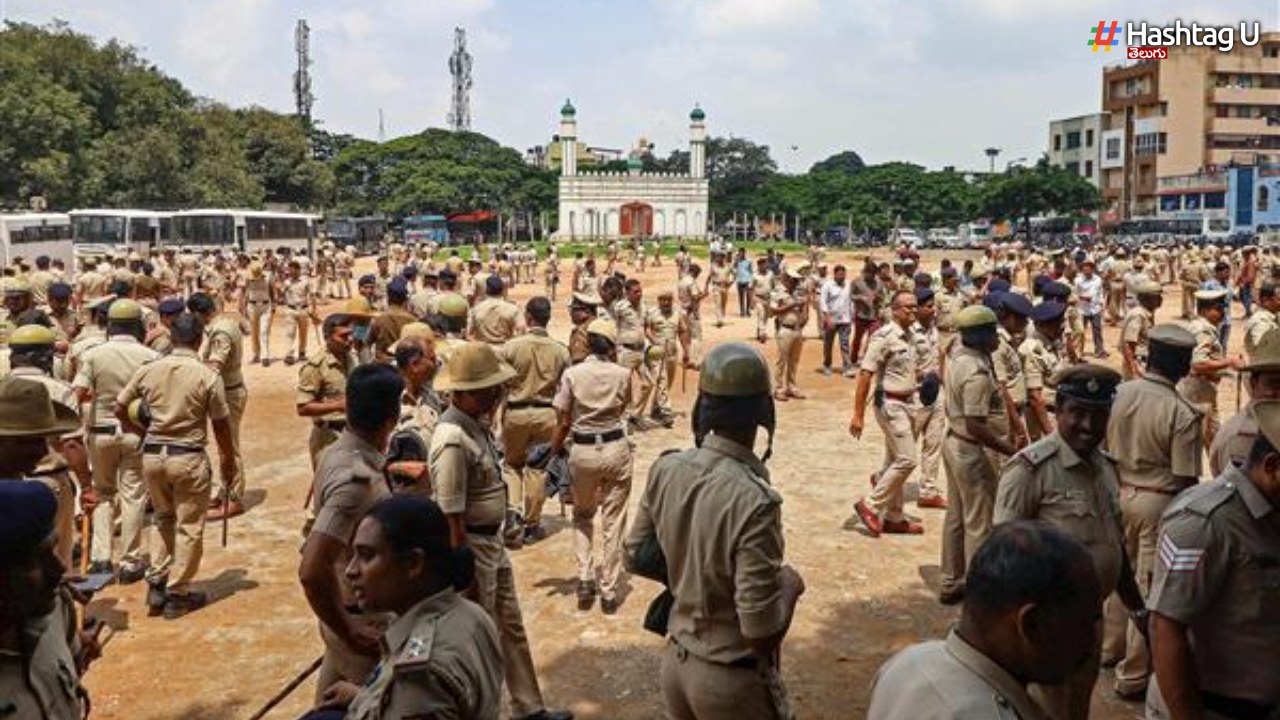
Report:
995,364,1148,720
1021,302,1069,442
645,289,690,425
146,298,184,355
369,277,416,363
608,278,654,428
429,343,572,720
551,318,632,613
678,264,705,363
989,292,1032,455
72,298,159,582
851,290,924,537
912,287,948,509
1210,330,1280,477
625,342,804,720
116,313,237,619
498,298,570,544
1120,280,1162,380
188,292,247,521
239,261,275,366
939,306,1018,605
1103,324,1201,698
869,521,1102,720
297,314,358,469
386,324,441,499
470,276,524,346
1243,281,1280,361
1178,289,1244,454
280,261,317,365
771,268,808,401
1145,399,1280,720
567,291,600,365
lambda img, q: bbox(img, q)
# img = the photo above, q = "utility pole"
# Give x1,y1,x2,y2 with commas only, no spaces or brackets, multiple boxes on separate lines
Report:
447,27,473,132
378,109,386,142
984,147,1001,174
293,19,314,127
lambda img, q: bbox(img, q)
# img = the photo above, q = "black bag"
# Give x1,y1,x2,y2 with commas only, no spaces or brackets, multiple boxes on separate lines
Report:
920,371,941,407
643,590,675,636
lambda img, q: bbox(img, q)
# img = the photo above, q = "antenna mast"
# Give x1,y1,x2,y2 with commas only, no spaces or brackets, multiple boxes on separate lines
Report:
447,27,473,132
293,19,314,126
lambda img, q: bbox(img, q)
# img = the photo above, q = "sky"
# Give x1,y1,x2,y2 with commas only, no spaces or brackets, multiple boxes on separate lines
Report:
5,0,1278,173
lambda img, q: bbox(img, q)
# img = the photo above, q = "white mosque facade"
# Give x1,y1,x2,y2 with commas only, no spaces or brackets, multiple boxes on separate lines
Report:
554,101,710,240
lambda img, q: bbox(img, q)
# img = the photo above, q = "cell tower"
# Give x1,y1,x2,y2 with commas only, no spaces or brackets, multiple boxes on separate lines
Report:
293,19,314,126
447,27,473,132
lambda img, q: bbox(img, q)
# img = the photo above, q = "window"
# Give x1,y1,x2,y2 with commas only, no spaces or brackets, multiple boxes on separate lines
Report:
1134,132,1167,156
128,217,152,245
1105,137,1121,160
1205,192,1226,209
170,216,234,246
1161,195,1182,213
1065,161,1080,175
1259,185,1270,212
1085,160,1094,178
1086,129,1095,147
1236,105,1253,118
1185,194,1201,211
1066,131,1081,149
1053,134,1062,151
1217,105,1231,118
1126,78,1137,96
1266,44,1280,58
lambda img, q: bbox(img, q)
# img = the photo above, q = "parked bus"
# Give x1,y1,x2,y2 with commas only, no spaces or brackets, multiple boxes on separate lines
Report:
167,210,317,256
402,214,449,245
325,216,386,255
0,213,73,270
70,209,169,260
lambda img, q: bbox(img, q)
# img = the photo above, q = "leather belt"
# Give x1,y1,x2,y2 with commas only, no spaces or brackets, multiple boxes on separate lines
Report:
1202,691,1276,720
88,425,118,435
507,400,554,410
143,443,203,456
573,428,625,445
883,390,915,402
779,323,799,330
224,383,244,391
465,523,502,536
621,342,644,351
315,420,346,432
1119,480,1183,498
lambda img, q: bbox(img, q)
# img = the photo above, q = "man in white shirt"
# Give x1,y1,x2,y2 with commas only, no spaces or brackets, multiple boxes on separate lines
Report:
1074,259,1108,358
820,264,855,377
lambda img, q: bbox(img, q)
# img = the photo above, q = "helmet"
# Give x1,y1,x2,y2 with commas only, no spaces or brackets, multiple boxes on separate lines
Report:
645,344,666,364
107,299,143,321
127,398,151,428
586,318,617,343
699,342,771,396
8,324,57,348
436,293,470,319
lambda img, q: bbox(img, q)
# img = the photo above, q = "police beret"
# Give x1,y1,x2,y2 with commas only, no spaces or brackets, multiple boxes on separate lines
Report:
1030,302,1065,324
48,282,72,300
913,272,932,285
915,287,935,304
485,275,504,294
999,292,1032,317
157,298,184,315
982,292,1005,311
358,274,377,286
987,278,1011,293
401,266,419,279
1149,323,1196,351
956,305,998,329
437,269,457,283
1032,275,1050,295
0,482,57,556
1053,364,1121,406
1042,282,1072,300
387,277,409,299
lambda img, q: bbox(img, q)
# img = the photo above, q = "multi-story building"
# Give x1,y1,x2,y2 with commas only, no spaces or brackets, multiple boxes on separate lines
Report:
1048,113,1107,187
1099,32,1280,220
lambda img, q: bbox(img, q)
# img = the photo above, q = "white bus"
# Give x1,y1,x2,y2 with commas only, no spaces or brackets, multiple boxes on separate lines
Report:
167,210,317,256
70,209,170,260
0,213,74,270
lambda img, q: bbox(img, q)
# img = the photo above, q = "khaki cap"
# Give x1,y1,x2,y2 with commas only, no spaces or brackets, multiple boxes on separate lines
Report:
1250,399,1280,451
8,325,57,347
389,322,436,353
436,293,470,318
956,305,998,329
1195,289,1228,303
0,376,80,438
586,318,618,343
434,342,515,392
1246,330,1280,371
107,299,143,321
343,298,375,318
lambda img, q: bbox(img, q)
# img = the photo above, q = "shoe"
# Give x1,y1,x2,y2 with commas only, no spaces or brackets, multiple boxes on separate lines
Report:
576,580,597,611
515,711,574,720
1114,685,1147,701
86,560,115,577
299,353,307,362
146,579,168,617
162,591,208,620
823,366,833,377
250,355,260,364
261,358,272,367
600,596,619,615
207,499,244,521
283,356,296,366
787,389,807,399
773,393,789,402
522,525,547,545
938,587,966,606
854,500,882,537
118,564,148,585
882,519,925,535
917,495,948,510
842,368,856,378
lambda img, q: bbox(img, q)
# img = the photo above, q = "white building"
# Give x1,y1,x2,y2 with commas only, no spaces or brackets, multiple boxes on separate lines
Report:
554,100,710,240
1047,113,1108,187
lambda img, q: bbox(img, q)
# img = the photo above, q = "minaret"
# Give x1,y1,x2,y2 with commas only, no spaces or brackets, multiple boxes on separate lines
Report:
559,99,577,177
689,104,707,179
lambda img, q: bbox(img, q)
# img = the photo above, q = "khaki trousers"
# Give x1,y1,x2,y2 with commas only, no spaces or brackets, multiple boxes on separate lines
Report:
315,615,387,704
940,433,997,594
29,472,77,570
1112,486,1173,695
686,310,703,364
711,285,728,325
569,439,633,600
501,407,558,527
754,296,771,340
246,300,273,360
470,533,546,718
283,308,310,359
619,347,654,419
309,424,341,470
661,640,785,720
215,385,248,502
90,433,147,569
142,449,211,594
1180,282,1198,319
913,401,945,500
869,399,917,522
774,327,803,394
651,354,677,416
1030,632,1101,720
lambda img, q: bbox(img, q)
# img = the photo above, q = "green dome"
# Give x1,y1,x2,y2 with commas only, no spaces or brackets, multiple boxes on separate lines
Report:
626,156,643,170
561,99,576,117
690,105,705,121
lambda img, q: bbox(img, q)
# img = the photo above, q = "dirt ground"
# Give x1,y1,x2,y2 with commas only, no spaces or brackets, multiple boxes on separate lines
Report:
81,248,1239,720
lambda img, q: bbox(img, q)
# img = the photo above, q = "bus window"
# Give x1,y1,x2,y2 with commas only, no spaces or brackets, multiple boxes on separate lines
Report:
129,217,153,246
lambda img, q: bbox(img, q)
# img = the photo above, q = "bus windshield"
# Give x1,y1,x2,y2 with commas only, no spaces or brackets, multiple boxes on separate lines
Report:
73,215,126,245
327,219,356,238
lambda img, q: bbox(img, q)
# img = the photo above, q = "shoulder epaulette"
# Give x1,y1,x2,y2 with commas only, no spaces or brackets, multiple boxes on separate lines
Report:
1182,479,1236,517
1015,438,1059,468
392,622,437,674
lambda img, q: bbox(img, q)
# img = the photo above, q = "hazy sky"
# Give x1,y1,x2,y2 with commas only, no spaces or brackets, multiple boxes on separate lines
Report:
5,0,1276,172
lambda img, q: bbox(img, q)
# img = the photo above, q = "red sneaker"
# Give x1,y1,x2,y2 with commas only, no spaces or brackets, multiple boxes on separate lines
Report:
882,519,925,535
854,500,882,537
917,495,948,510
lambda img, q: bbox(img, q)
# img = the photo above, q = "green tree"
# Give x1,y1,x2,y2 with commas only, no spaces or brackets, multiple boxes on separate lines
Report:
981,159,1103,237
810,150,866,175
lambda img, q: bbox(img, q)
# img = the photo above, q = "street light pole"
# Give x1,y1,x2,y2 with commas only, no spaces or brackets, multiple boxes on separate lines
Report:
985,147,1001,174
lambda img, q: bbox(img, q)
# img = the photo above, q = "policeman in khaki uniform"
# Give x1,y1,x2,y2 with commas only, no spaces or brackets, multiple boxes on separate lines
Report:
1144,400,1280,720
1119,280,1162,380
1243,281,1280,361
1020,302,1069,442
1102,325,1202,698
751,257,774,342
911,287,947,509
940,306,1019,605
771,269,808,401
567,291,599,365
645,289,691,423
429,343,571,720
116,313,236,619
1210,330,1280,478
239,261,275,366
1178,289,1244,453
369,277,417,363
279,261,316,365
72,298,160,582
471,276,524,346
498,298,570,544
551,318,633,613
851,290,925,537
297,314,359,469
625,342,804,720
995,365,1149,720
608,279,654,427
188,293,248,520
387,324,443,499
935,267,968,352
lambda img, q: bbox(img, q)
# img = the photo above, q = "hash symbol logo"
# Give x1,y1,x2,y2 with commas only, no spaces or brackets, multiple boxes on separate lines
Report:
1089,21,1121,52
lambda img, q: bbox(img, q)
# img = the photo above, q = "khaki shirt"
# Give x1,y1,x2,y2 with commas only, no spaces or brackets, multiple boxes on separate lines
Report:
147,326,173,356
470,297,522,345
243,275,272,303
553,356,629,434
1177,317,1222,405
1107,374,1202,492
1209,406,1257,478
370,306,417,360
397,388,445,459
281,276,313,309
945,346,1001,426
498,329,569,405
28,270,55,307
308,430,390,608
1019,330,1065,406
860,323,917,395
646,306,686,354
911,321,940,377
993,327,1026,406
72,335,160,429
296,349,353,423
407,289,438,319
49,310,81,343
568,323,590,365
429,407,506,527
935,287,968,331
0,592,83,720
1244,307,1278,359
624,435,786,665
75,271,108,301
770,287,805,328
677,275,702,315
117,348,229,446
868,630,1049,720
1119,305,1154,370
202,315,244,388
1148,469,1280,703
751,273,774,300
610,298,646,347
995,433,1126,596
345,589,503,720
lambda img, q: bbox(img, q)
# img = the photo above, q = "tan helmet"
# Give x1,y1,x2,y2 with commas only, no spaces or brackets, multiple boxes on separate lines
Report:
436,293,470,319
699,342,771,396
645,344,666,364
107,298,144,321
127,398,152,429
434,342,515,392
0,376,81,438
586,318,618,343
8,324,57,348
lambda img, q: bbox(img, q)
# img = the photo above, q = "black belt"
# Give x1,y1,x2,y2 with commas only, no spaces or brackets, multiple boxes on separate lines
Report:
315,420,346,431
465,524,501,536
88,425,117,435
507,400,554,410
225,383,244,391
621,342,644,351
573,428,625,445
1202,691,1276,720
142,443,203,456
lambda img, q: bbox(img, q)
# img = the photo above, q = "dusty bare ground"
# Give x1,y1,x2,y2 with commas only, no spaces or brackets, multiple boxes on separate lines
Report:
82,249,1234,720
